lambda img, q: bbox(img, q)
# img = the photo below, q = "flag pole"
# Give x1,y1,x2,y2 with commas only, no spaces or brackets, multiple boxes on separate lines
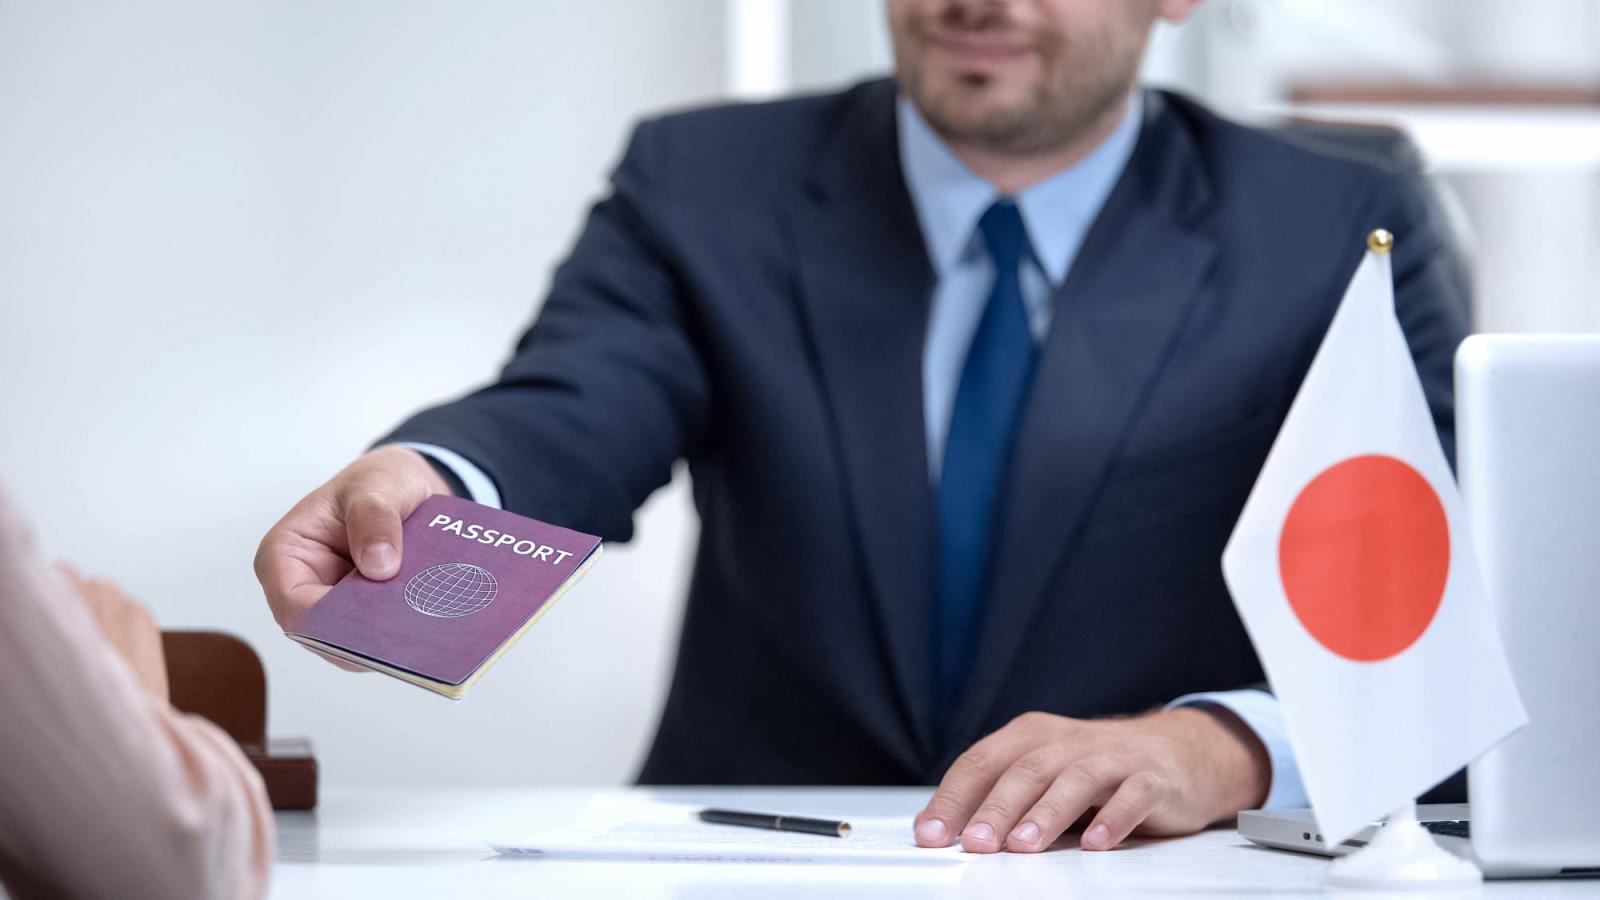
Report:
1323,228,1483,891
1367,227,1394,255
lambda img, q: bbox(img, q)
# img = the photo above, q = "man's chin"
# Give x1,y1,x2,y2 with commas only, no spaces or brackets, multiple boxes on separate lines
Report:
917,95,1036,147
913,70,1036,119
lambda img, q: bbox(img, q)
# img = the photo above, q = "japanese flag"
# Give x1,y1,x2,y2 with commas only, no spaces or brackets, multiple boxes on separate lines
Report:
1222,232,1525,845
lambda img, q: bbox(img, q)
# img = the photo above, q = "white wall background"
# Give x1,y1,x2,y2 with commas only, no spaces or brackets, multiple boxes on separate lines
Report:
1160,0,1600,334
0,0,724,787
2,0,1595,789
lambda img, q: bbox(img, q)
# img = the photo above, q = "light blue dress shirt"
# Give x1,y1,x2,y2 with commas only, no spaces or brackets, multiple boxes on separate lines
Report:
899,95,1137,477
406,91,1307,810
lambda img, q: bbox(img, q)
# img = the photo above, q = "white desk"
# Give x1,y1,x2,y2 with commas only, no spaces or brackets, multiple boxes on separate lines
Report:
272,787,1591,898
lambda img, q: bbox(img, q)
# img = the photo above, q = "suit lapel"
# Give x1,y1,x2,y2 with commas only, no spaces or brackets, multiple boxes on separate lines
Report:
948,93,1221,748
788,81,939,764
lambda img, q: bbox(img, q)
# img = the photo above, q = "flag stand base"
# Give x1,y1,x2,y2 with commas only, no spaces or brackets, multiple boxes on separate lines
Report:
1326,802,1482,891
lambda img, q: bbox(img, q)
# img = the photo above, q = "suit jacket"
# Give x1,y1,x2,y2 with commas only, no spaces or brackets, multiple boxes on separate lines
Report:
382,80,1468,787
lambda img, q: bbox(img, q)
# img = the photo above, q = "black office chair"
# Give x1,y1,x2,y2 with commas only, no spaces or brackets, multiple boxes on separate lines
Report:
1270,116,1475,328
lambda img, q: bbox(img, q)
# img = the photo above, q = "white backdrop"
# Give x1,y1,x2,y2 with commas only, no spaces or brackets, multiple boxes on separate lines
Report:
0,1,726,787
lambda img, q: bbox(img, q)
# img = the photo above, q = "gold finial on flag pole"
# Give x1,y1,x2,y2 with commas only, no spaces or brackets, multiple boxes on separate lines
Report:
1367,228,1394,254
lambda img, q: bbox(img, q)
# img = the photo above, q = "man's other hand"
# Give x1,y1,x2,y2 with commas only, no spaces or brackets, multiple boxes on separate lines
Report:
254,445,452,631
914,708,1269,853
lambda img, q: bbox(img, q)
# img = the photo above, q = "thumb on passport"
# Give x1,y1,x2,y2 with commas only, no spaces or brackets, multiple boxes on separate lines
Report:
343,490,405,580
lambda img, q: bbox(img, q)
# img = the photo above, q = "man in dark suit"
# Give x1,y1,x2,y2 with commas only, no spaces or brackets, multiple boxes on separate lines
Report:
256,0,1466,855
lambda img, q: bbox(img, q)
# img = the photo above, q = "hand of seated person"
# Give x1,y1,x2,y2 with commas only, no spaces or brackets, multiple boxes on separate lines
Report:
55,565,170,702
1,490,274,899
914,707,1270,854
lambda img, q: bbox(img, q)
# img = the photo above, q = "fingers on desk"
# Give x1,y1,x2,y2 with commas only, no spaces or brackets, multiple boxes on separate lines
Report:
914,713,1173,855
915,733,1025,848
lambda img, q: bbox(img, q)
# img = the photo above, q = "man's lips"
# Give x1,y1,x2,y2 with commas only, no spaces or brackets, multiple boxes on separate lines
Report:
926,28,1033,66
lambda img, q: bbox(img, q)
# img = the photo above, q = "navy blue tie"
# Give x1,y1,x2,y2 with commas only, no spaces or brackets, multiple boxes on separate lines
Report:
935,199,1040,717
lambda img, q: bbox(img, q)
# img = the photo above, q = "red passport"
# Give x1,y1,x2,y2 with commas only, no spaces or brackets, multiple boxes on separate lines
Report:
285,495,603,699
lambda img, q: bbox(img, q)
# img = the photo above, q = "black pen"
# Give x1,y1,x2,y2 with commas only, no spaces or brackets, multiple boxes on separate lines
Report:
697,808,852,838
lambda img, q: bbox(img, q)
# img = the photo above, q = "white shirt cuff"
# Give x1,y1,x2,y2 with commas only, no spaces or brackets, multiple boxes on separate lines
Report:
1167,688,1307,811
396,442,503,510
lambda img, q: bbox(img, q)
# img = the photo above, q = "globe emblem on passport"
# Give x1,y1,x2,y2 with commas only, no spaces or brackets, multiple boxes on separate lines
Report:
403,563,499,618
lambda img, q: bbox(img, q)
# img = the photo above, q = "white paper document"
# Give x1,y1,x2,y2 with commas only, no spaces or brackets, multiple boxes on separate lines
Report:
492,794,969,865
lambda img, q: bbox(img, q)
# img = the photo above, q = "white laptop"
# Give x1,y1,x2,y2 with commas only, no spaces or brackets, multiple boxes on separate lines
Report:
1238,335,1600,879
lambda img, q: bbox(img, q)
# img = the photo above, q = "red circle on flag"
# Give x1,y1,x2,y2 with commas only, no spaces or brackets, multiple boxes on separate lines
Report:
1278,454,1450,662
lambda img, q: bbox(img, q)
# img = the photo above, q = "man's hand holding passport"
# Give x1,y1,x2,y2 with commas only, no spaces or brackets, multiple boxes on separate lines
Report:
260,448,601,698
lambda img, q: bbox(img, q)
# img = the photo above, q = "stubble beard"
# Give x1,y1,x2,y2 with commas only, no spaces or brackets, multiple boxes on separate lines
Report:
897,13,1144,157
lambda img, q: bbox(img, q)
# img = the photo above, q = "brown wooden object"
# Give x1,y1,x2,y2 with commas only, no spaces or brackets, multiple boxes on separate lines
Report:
161,630,318,811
